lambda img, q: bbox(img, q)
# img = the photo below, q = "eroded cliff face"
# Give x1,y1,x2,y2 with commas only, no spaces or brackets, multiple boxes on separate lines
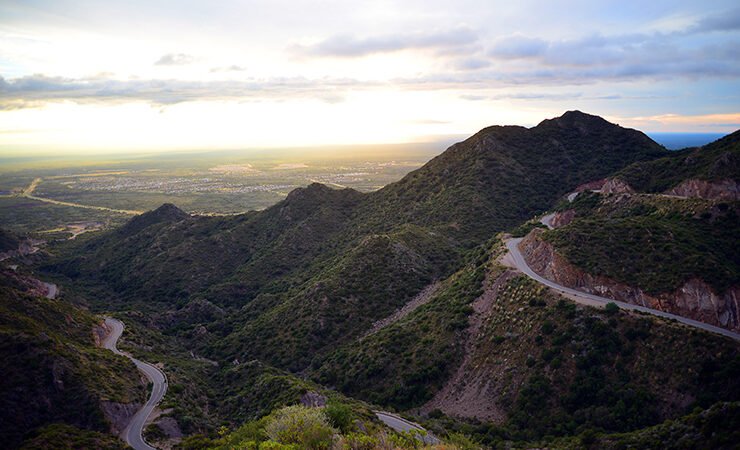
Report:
601,178,635,195
549,209,576,228
519,230,740,332
667,179,740,201
100,401,140,436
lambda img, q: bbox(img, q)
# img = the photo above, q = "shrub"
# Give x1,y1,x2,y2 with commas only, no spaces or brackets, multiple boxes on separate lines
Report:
325,402,354,433
604,302,619,315
264,405,337,449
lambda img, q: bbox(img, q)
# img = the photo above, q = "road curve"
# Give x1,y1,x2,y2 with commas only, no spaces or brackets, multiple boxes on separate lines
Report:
375,411,440,445
101,318,168,450
504,238,740,342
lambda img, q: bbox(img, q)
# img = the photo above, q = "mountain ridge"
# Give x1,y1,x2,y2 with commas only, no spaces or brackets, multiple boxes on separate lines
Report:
28,111,740,448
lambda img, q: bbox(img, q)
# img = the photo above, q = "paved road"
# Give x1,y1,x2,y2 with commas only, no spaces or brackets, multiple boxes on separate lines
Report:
504,238,740,342
375,411,440,445
18,177,142,215
43,282,58,299
101,318,168,450
539,213,556,229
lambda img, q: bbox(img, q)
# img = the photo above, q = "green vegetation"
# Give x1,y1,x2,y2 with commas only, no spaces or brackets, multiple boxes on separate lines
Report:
0,272,144,448
0,196,126,234
413,273,739,447
316,245,491,409
0,227,21,252
616,129,739,193
481,275,738,441
357,111,666,245
19,423,126,450
43,111,666,381
547,401,740,450
543,194,739,294
21,112,733,448
264,405,337,448
181,405,468,450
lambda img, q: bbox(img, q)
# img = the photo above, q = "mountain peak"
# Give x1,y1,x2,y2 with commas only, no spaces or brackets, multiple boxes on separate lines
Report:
118,203,189,236
536,110,611,130
152,203,188,218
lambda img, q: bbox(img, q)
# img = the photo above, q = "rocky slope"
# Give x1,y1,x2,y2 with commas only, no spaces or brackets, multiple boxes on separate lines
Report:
520,229,740,332
320,239,740,446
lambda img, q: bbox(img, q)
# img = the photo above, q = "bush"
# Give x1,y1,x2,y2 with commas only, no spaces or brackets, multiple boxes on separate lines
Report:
604,302,619,315
264,405,337,449
325,402,354,433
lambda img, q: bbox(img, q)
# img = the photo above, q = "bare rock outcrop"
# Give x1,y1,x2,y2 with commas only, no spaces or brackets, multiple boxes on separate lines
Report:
421,270,517,422
601,178,635,195
100,401,141,436
155,416,183,439
300,391,327,408
519,230,740,332
550,209,576,228
574,178,607,192
666,179,739,201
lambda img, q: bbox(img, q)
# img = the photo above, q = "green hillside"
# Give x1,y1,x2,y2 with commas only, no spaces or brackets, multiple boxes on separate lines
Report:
0,272,144,448
29,112,740,448
616,129,739,193
544,193,739,294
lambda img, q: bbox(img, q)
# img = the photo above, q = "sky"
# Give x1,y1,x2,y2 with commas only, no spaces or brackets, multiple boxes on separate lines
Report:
1,0,739,155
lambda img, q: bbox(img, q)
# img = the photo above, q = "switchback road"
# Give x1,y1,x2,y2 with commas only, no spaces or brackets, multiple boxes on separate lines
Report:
504,238,740,342
101,318,168,450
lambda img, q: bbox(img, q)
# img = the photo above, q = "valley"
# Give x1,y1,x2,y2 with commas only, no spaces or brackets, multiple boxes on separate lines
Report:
1,112,738,449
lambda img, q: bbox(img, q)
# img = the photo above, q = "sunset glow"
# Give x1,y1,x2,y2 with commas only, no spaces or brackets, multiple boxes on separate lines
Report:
1,0,739,155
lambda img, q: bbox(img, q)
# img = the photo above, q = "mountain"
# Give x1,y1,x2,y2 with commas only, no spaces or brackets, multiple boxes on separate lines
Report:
356,110,667,244
318,253,739,444
0,228,21,253
615,129,739,196
29,112,740,448
524,132,740,331
0,270,144,448
46,112,670,369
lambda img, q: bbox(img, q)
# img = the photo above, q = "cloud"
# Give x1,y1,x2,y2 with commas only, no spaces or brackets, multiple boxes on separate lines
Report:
488,34,548,59
479,24,740,84
453,57,490,71
210,65,246,73
155,53,195,66
0,74,361,108
689,7,740,33
292,26,478,57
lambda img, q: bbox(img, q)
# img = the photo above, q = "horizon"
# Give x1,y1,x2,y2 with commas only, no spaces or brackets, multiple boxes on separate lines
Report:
0,127,731,170
1,1,739,155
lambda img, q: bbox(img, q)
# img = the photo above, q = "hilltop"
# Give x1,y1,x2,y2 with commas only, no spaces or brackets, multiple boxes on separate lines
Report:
18,112,739,448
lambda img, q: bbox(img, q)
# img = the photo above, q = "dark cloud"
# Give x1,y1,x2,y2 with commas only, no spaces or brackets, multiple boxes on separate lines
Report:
155,53,195,66
689,7,740,33
292,27,478,57
480,16,740,83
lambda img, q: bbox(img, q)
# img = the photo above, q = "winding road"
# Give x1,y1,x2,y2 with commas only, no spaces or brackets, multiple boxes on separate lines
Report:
375,412,440,445
504,238,740,342
101,318,168,450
